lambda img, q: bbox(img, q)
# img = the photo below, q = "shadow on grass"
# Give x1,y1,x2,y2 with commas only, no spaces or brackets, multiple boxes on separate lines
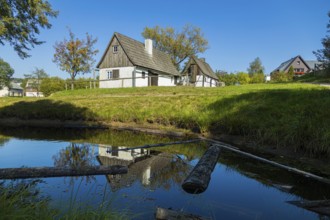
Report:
0,99,96,121
206,88,330,157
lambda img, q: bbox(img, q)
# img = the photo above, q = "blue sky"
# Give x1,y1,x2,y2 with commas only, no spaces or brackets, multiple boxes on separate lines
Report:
1,0,329,78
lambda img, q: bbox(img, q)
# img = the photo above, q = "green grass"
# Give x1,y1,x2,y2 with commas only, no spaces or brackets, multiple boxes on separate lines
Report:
0,83,330,157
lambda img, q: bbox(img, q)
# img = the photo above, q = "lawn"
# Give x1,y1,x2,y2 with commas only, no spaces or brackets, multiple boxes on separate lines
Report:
1,83,329,157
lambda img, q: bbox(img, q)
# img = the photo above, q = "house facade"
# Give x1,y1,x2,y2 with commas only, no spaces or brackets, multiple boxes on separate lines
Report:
97,32,180,88
25,79,44,97
181,56,219,87
271,55,323,76
0,82,23,97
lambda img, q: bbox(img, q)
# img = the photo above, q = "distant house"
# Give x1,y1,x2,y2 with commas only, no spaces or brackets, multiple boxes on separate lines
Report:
25,79,44,97
181,56,219,87
271,55,323,76
0,82,23,97
97,32,180,88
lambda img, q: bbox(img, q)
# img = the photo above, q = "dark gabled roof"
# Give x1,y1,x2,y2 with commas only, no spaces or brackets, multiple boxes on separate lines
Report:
305,60,323,70
97,32,180,76
272,55,310,73
182,56,218,80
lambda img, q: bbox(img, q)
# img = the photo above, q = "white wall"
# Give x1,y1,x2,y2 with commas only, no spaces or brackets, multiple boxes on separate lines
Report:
25,92,44,97
181,75,218,87
0,87,9,97
99,66,177,88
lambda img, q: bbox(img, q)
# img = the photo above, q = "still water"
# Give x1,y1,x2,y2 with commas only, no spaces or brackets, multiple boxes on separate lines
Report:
0,128,329,219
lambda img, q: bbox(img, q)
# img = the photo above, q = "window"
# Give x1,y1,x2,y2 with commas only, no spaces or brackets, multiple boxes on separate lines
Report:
297,61,301,65
142,71,146,79
107,71,112,79
113,69,120,79
113,45,118,53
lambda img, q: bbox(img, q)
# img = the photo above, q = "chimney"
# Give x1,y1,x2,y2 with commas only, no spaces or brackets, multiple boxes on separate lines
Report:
145,39,153,55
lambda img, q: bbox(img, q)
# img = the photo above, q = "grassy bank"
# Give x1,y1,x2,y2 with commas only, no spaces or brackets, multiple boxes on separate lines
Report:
0,83,329,157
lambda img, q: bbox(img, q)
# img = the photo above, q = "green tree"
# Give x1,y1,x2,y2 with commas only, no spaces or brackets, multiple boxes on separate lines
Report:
53,30,98,90
142,24,208,70
40,77,65,96
0,58,14,89
313,11,330,75
216,71,237,86
250,73,265,84
24,68,49,96
236,72,250,84
287,66,294,80
247,57,265,77
0,0,58,59
271,71,289,82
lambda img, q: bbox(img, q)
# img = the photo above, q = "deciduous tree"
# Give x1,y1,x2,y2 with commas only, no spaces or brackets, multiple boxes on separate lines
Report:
142,25,208,70
24,68,49,96
53,30,98,90
313,11,330,75
0,0,58,58
0,58,14,89
247,57,265,76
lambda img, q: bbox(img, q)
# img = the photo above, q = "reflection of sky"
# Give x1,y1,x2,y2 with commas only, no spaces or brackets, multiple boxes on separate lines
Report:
0,138,319,219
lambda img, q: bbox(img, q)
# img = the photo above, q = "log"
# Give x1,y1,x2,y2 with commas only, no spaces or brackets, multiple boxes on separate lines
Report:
287,200,330,216
156,207,210,220
0,165,128,179
182,144,221,194
202,138,330,185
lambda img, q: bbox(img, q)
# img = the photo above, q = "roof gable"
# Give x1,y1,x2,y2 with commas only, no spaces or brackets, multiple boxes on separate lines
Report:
182,56,218,80
272,55,311,73
97,33,180,76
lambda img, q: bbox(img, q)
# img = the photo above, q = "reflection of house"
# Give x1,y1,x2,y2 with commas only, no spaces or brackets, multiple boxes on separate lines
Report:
25,79,44,97
0,82,23,97
181,56,219,87
97,145,174,191
271,55,323,76
97,32,180,88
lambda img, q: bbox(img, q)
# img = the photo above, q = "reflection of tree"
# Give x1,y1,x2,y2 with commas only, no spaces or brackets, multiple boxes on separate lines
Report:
149,156,191,190
53,143,95,168
0,136,10,147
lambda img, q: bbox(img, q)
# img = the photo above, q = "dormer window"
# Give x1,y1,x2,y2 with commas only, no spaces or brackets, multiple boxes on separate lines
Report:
113,45,118,53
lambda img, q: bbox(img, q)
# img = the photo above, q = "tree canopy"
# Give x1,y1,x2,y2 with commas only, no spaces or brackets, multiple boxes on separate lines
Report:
247,57,265,76
0,0,58,59
24,67,49,95
53,30,98,89
142,24,208,70
313,11,330,74
0,58,14,89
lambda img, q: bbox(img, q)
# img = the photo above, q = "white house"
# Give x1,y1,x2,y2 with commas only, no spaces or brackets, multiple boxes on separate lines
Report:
0,82,23,97
97,32,180,88
181,56,219,87
25,79,44,97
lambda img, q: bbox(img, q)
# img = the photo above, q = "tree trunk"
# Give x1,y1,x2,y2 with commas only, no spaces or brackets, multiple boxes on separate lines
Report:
0,165,127,179
182,144,221,194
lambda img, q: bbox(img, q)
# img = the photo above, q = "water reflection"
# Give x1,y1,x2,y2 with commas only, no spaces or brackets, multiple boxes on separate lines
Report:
97,145,190,191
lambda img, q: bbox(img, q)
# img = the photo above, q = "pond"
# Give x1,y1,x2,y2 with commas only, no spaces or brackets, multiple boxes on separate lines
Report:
0,128,329,219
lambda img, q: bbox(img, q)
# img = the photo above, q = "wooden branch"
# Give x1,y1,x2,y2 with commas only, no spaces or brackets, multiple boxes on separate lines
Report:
107,139,202,153
182,144,221,194
287,200,330,216
0,165,128,179
202,138,330,185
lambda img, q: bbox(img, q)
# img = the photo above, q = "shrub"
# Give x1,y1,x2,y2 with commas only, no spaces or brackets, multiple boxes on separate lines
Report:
250,73,265,83
40,77,65,96
236,72,250,85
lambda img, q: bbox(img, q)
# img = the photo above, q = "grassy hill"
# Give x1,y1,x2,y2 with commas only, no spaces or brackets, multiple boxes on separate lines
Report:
1,83,329,157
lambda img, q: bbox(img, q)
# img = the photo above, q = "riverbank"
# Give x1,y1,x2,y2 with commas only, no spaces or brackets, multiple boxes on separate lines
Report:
0,83,329,158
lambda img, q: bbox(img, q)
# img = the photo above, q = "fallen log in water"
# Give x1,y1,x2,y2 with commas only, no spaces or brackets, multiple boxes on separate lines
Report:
182,144,221,194
0,165,128,179
156,207,211,220
287,200,330,216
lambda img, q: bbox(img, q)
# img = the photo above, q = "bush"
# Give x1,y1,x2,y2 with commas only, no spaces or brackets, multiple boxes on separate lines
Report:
40,77,65,96
271,71,291,83
250,73,265,83
236,72,250,85
218,73,237,86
